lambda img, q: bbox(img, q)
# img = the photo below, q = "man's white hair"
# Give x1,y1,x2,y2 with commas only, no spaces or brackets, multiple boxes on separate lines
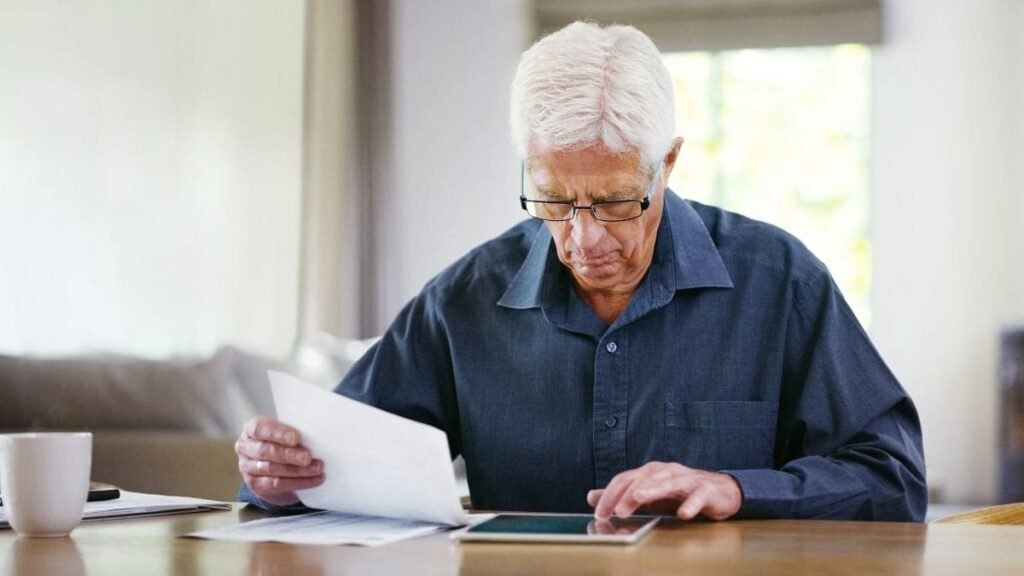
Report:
510,21,675,171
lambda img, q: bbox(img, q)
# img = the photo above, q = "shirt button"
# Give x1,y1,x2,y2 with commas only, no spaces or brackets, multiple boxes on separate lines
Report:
604,415,618,428
605,342,618,353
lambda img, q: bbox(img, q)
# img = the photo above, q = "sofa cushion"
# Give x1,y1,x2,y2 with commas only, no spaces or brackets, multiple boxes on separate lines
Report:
90,431,239,501
0,349,234,434
291,332,379,389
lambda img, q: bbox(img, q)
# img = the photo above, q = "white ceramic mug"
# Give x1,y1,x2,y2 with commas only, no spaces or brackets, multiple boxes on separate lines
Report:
0,432,92,537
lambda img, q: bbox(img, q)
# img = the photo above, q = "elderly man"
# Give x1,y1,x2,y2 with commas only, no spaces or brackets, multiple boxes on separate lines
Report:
235,22,926,522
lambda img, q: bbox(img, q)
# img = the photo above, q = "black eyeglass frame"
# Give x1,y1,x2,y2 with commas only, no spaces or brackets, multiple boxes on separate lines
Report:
519,161,663,222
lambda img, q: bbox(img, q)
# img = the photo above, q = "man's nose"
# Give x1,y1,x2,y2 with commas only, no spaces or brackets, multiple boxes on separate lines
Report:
570,210,606,248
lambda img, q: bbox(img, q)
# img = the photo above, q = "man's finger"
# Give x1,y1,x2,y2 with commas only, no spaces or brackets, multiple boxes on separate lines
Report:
243,457,323,478
612,479,655,519
587,489,604,507
632,473,698,504
249,473,325,495
612,495,643,519
676,485,710,520
235,437,312,466
244,416,301,447
594,470,644,519
597,463,680,519
612,471,692,518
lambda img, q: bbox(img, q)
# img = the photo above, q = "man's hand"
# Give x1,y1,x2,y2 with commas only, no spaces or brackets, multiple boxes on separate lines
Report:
587,461,742,521
235,416,325,506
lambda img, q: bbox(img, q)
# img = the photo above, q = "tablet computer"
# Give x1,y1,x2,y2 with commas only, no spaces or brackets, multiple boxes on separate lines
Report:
455,514,659,544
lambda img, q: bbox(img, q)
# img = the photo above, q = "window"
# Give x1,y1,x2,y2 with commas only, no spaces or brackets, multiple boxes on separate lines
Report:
663,45,872,324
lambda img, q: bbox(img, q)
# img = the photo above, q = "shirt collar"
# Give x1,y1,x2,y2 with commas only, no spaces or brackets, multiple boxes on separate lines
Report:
663,190,734,291
497,189,733,311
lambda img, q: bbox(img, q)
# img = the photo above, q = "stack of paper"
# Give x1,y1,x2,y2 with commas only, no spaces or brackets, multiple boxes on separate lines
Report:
0,490,230,529
189,511,451,547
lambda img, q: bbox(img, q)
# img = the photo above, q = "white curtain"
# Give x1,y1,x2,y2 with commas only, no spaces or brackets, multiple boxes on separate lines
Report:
296,0,361,341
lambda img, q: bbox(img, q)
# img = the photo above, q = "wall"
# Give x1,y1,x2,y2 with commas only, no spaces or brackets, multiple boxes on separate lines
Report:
0,0,305,358
872,0,1024,504
375,0,530,328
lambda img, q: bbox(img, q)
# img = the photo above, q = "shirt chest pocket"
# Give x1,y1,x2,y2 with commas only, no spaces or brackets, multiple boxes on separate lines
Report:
662,401,778,471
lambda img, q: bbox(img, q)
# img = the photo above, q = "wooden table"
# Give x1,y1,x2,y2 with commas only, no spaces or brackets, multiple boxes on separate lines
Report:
2,506,1024,575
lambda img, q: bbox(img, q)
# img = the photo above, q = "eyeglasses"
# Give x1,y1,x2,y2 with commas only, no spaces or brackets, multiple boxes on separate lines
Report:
519,162,662,222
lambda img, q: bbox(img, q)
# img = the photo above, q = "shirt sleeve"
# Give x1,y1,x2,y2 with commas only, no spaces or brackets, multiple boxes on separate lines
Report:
725,272,927,521
333,284,463,459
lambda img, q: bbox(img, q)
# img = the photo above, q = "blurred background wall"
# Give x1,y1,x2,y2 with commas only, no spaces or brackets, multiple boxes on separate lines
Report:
871,0,1024,504
0,0,305,356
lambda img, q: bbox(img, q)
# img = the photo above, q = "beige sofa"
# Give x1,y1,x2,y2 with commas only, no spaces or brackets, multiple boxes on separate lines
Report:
0,336,372,502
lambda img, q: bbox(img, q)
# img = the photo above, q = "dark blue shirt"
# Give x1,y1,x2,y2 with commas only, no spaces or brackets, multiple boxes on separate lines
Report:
246,190,927,521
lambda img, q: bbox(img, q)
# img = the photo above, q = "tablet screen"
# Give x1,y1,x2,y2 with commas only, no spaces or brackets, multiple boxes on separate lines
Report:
458,514,659,544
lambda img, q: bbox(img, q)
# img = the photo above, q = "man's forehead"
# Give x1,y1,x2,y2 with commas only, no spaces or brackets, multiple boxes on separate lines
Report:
526,146,645,187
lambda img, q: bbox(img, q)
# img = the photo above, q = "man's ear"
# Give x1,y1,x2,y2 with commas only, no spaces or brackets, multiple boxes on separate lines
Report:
662,137,684,184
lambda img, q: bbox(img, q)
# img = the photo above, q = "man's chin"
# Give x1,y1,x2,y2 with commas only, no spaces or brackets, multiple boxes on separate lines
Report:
571,263,625,285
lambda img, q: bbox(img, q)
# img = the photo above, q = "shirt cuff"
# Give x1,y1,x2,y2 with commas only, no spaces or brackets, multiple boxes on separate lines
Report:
237,483,317,515
721,468,794,519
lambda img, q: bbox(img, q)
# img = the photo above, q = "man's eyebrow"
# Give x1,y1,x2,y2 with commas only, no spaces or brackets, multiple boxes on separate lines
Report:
532,187,571,200
593,187,643,201
529,181,642,201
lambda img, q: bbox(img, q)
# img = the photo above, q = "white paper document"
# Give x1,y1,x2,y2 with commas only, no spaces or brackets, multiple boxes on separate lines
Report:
0,490,230,529
188,511,446,546
268,371,468,526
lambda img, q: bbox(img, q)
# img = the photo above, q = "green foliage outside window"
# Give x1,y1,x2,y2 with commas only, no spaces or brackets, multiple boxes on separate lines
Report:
663,45,872,325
